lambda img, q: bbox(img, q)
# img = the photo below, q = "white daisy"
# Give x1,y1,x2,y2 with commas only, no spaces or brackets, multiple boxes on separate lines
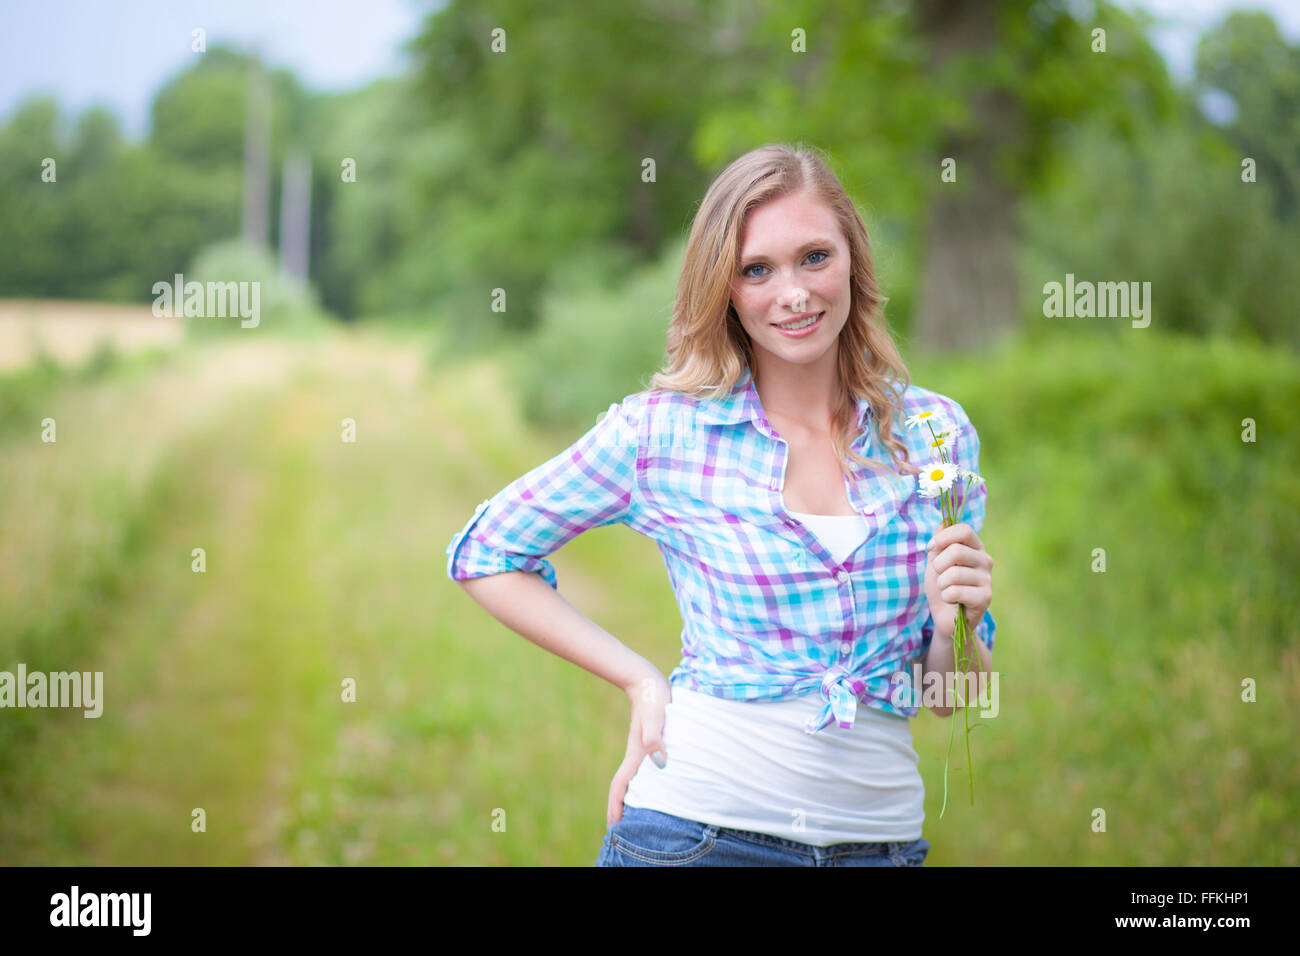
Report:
904,409,955,433
918,461,959,497
926,431,956,455
960,467,985,488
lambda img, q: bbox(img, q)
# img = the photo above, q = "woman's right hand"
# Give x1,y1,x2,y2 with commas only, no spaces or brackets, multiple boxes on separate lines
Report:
607,664,673,826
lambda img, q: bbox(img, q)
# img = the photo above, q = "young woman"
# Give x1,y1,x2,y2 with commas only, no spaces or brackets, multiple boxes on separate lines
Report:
446,143,995,867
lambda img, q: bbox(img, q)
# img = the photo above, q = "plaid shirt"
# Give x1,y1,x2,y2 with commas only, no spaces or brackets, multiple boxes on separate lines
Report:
445,365,995,734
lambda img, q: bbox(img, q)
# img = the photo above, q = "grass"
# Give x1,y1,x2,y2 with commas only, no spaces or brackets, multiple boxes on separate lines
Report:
906,327,1300,864
0,321,1294,864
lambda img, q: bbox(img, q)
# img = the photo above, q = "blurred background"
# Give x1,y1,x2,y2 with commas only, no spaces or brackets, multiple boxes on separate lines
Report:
0,0,1295,866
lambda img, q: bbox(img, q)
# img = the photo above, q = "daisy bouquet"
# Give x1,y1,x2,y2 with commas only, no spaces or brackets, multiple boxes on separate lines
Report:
905,409,986,818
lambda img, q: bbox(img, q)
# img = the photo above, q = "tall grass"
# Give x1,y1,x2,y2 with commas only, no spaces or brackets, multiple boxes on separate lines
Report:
2,323,1294,864
907,328,1299,863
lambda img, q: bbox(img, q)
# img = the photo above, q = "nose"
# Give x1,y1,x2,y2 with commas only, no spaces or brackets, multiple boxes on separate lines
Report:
784,287,810,313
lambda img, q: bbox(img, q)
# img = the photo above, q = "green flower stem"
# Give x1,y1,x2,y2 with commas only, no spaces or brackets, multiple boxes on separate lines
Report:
924,418,981,818
939,602,979,818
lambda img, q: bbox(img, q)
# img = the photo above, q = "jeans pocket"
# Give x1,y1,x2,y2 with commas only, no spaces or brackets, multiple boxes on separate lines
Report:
609,806,718,865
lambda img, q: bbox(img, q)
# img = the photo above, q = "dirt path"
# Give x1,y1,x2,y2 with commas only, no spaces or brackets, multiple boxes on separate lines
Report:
0,299,184,373
0,326,624,864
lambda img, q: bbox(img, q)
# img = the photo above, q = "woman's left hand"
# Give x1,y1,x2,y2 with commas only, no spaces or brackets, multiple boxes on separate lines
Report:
923,522,993,639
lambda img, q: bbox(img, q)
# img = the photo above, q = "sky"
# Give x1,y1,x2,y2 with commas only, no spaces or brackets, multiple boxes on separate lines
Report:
0,0,437,140
1112,0,1300,78
0,0,1297,142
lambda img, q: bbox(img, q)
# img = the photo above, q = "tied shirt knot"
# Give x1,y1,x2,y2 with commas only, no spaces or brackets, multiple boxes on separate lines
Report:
803,663,867,734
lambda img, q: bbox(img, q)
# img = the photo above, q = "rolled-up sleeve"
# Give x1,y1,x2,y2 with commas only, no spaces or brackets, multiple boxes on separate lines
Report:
444,399,639,590
916,403,996,659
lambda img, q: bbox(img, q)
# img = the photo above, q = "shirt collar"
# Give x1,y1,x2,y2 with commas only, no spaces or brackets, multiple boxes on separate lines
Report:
694,365,873,430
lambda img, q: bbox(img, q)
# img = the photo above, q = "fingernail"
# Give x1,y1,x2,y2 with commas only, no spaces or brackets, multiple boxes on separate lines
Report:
651,750,666,768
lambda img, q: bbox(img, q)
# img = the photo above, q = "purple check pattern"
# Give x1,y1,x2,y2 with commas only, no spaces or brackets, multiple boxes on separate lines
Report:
446,366,995,733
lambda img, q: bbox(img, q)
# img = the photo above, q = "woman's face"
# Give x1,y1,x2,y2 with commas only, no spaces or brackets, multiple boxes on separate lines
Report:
729,189,852,371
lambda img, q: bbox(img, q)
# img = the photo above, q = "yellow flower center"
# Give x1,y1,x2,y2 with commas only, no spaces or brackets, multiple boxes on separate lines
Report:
931,436,945,446
929,468,945,481
918,412,932,419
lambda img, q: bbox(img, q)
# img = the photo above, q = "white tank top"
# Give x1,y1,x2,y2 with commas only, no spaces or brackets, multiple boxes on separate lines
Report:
622,509,926,844
786,508,871,564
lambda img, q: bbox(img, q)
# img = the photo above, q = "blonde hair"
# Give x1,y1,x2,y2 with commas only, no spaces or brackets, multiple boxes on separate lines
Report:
646,143,919,479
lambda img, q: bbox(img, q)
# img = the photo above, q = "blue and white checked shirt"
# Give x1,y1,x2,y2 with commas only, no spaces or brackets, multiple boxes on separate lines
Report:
446,365,995,734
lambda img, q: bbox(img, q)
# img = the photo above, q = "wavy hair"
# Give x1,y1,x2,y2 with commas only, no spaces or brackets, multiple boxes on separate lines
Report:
646,143,919,480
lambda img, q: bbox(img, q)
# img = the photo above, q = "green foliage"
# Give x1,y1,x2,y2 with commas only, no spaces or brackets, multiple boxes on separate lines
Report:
149,46,314,171
917,328,1299,660
397,0,730,326
0,98,240,302
512,238,679,427
68,105,125,172
909,329,1296,862
149,50,249,170
183,238,329,338
1195,10,1300,222
691,0,1182,347
1019,117,1300,347
0,47,324,311
1003,0,1182,188
0,0,1296,356
299,76,447,320
0,351,64,437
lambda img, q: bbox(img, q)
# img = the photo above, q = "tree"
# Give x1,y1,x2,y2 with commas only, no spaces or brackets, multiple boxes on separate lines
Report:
403,0,754,331
903,0,1179,351
691,0,1180,351
1195,10,1300,223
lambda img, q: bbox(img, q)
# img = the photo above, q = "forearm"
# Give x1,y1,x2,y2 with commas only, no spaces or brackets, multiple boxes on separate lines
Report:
457,570,654,694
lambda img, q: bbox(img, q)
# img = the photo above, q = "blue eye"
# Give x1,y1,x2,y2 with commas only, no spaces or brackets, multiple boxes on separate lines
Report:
741,250,829,278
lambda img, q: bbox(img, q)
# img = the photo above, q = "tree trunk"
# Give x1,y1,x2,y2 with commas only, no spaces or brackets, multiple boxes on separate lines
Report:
913,0,1023,353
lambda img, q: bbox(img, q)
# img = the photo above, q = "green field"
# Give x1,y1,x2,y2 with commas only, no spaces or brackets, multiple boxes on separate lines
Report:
1,322,1295,865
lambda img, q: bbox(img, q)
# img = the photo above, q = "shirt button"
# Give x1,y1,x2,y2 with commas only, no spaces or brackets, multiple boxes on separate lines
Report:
835,570,849,583
770,479,780,491
839,642,852,655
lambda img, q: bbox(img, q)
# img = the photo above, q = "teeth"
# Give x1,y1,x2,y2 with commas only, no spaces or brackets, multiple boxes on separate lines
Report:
778,313,819,330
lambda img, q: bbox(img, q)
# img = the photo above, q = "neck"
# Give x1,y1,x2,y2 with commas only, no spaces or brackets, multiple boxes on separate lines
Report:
752,350,841,431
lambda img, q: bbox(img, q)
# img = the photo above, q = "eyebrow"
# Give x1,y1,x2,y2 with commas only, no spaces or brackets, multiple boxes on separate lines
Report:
739,239,835,266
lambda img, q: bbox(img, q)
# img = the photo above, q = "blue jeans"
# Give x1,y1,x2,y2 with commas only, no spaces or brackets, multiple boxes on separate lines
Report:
595,804,930,866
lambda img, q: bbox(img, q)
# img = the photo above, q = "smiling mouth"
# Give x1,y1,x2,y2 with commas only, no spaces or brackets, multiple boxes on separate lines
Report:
773,312,823,330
